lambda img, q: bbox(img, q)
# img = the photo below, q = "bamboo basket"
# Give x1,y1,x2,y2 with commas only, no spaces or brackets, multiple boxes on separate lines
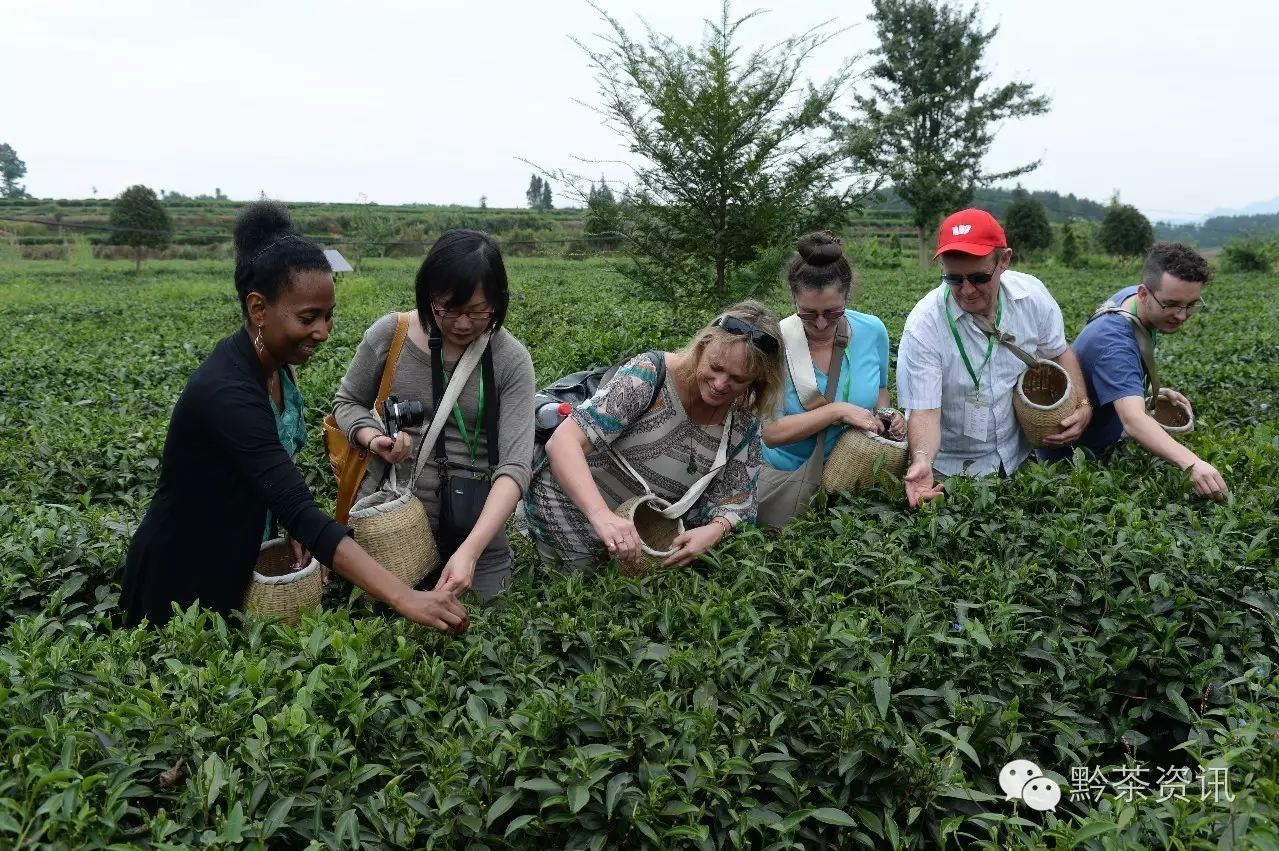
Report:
613,494,684,578
348,487,438,589
1147,394,1194,438
242,537,323,624
822,416,908,493
1012,360,1077,448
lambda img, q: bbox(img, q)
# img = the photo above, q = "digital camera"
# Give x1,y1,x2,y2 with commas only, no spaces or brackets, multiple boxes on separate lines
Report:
382,395,427,439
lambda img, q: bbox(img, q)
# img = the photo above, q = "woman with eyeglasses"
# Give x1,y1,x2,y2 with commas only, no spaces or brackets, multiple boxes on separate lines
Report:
756,231,905,528
524,301,784,570
333,230,535,601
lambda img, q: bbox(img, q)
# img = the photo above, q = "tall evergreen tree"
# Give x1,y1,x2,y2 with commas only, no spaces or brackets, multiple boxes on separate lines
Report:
539,181,553,211
1058,220,1083,268
1003,188,1053,257
551,0,864,304
849,0,1050,263
585,178,623,251
526,175,544,209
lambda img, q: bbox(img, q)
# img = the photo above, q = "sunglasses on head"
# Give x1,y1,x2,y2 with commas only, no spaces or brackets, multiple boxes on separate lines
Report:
712,314,779,356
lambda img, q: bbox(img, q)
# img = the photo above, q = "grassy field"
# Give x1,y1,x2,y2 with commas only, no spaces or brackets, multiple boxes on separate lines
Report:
1,256,1277,848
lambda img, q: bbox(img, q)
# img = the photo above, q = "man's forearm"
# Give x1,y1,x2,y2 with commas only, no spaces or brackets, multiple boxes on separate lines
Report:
907,409,942,464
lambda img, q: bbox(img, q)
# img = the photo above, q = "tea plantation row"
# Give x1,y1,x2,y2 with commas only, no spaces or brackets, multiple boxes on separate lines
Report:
1,258,1277,849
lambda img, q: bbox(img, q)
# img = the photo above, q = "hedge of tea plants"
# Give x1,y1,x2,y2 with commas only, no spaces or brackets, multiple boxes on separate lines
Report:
1,257,1277,849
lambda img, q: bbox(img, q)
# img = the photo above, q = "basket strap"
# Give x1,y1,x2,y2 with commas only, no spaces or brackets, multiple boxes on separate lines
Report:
780,314,850,411
602,410,734,519
969,313,1040,369
395,331,491,496
1092,304,1161,410
802,322,848,477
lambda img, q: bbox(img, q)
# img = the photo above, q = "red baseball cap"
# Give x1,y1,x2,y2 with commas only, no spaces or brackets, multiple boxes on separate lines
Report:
933,209,1007,259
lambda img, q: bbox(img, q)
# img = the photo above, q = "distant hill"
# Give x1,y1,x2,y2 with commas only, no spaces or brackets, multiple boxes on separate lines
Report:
1156,212,1279,249
867,186,1110,223
1204,196,1279,219
865,185,1279,249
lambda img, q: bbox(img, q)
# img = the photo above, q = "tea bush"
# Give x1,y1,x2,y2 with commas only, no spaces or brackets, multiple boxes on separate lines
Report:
1,257,1277,848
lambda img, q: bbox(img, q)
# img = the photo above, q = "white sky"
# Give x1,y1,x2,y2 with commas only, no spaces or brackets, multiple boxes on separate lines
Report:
5,0,1276,220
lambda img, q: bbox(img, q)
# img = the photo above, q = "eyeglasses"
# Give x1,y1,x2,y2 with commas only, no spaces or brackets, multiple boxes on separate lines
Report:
431,303,495,321
941,270,998,287
712,314,779,355
1146,291,1206,315
796,307,846,324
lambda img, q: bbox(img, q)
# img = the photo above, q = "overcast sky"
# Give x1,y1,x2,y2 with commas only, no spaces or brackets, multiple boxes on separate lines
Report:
5,0,1276,221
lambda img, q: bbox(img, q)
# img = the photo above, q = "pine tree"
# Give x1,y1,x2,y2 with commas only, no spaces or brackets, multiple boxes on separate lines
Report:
850,0,1050,264
526,175,544,209
1058,221,1083,268
558,0,862,304
1004,188,1053,257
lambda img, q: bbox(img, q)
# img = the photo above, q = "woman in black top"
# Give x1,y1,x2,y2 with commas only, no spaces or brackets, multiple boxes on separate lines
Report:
119,202,467,632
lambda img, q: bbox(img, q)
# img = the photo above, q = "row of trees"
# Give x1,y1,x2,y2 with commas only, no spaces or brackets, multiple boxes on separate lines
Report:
530,0,1058,303
525,175,553,210
13,1,1226,286
1002,189,1156,261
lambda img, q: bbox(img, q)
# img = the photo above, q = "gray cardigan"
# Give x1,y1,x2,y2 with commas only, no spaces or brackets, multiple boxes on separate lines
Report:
333,313,536,516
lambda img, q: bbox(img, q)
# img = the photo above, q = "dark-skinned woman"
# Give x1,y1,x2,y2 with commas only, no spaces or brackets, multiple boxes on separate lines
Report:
119,202,467,632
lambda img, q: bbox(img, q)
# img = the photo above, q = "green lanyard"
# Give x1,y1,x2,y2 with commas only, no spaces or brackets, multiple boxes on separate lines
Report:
1128,299,1157,391
943,288,1003,393
441,368,485,461
1129,299,1157,348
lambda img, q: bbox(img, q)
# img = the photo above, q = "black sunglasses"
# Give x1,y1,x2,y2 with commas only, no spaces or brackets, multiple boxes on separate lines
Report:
941,270,997,287
713,314,779,356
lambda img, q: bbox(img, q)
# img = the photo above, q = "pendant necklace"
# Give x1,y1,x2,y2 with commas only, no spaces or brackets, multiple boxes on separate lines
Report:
687,449,698,475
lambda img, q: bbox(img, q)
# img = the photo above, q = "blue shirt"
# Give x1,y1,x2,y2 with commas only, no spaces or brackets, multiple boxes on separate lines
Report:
1040,286,1145,461
263,368,307,540
762,310,890,472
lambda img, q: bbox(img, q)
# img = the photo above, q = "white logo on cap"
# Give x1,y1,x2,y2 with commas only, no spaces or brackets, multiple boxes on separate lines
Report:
952,224,972,236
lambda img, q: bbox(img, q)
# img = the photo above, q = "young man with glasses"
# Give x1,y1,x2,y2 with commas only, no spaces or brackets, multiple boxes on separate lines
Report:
897,209,1091,507
1039,243,1227,501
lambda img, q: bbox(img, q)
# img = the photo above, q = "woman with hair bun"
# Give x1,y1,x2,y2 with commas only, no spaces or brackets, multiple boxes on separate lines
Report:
756,231,906,527
119,201,468,632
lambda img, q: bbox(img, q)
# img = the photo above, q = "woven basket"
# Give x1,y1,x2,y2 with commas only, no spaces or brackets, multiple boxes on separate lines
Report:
822,424,908,493
1012,360,1077,448
613,494,684,578
242,537,323,624
1147,394,1194,438
348,487,438,589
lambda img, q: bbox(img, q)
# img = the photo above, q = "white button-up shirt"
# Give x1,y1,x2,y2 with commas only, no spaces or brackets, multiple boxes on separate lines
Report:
897,270,1068,476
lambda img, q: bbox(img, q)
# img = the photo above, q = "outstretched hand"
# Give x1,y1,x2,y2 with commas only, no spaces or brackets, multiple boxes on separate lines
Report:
904,459,943,508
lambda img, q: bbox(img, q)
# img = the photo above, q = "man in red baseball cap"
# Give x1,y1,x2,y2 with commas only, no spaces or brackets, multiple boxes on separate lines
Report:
895,208,1091,507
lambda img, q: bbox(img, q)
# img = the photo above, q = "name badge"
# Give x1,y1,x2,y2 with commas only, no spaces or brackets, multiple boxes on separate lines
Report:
963,392,990,439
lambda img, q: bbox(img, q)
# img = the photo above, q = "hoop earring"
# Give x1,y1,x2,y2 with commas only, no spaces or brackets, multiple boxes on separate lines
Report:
254,325,265,355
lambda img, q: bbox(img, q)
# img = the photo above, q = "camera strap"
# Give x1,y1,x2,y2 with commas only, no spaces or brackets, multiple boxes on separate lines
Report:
409,331,490,491
427,331,495,479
